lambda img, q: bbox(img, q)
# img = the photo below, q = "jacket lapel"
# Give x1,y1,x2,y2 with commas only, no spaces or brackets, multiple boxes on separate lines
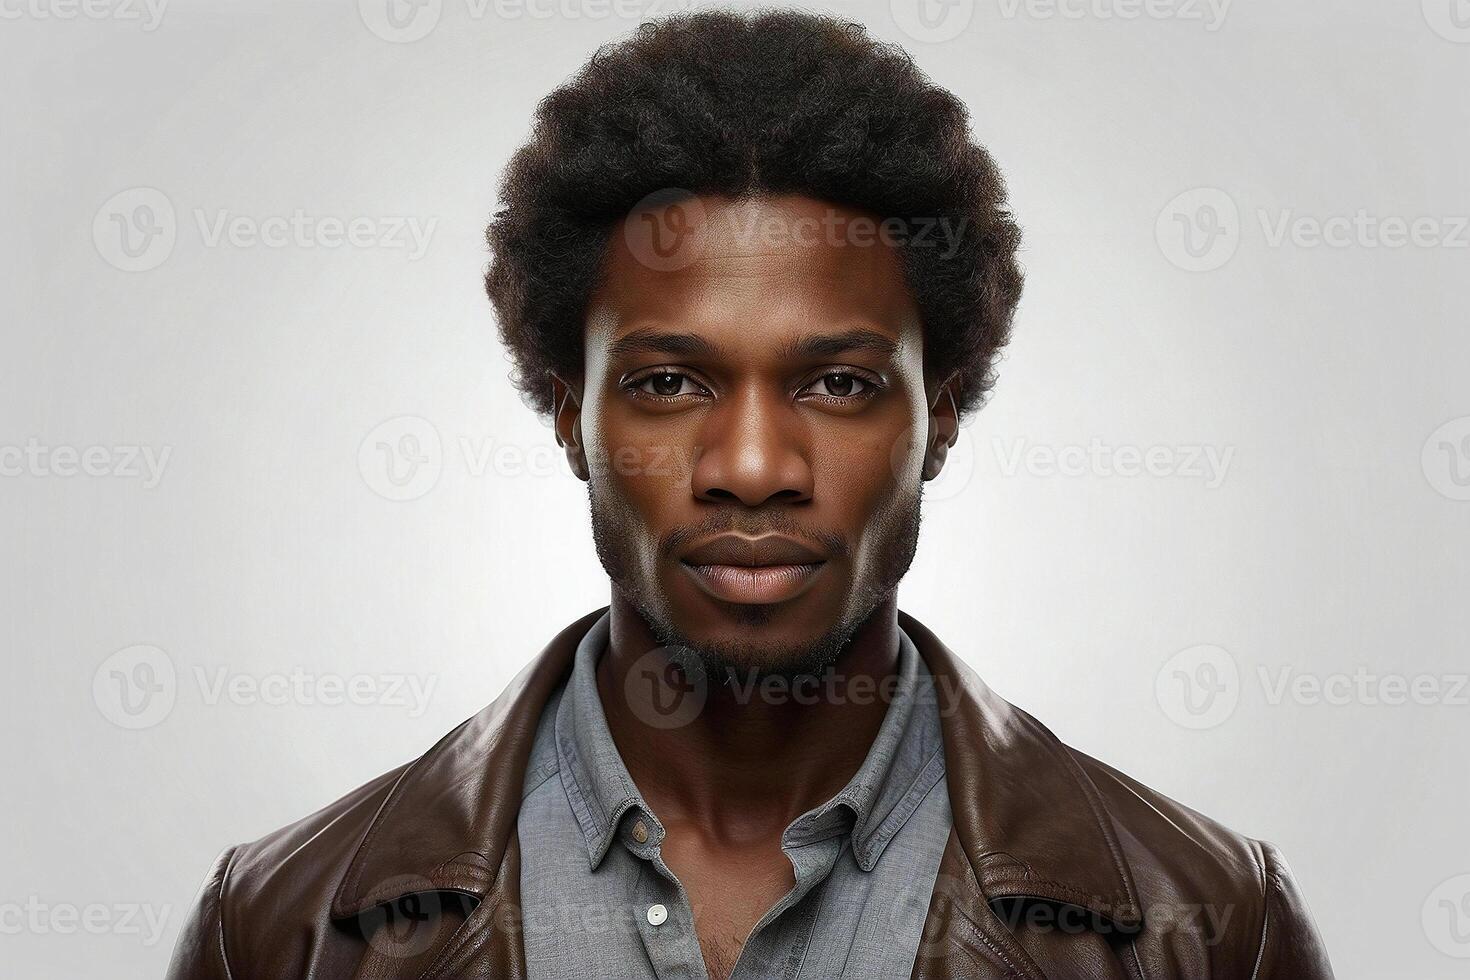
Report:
330,609,605,979
898,610,1141,978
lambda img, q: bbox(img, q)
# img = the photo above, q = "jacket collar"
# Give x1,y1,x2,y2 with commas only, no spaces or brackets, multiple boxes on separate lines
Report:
897,610,1142,929
330,605,1141,931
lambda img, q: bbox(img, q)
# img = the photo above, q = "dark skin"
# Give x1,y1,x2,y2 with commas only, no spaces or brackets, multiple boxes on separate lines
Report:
551,194,959,980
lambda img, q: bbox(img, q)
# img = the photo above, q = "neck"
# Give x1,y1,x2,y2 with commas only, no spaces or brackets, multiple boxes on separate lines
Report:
598,591,901,842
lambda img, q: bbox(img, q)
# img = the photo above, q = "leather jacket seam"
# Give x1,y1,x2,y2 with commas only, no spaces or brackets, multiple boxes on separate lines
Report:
216,844,241,980
1050,744,1140,918
954,909,1028,979
430,858,496,877
420,890,503,980
984,876,1125,908
418,840,521,980
338,742,461,910
1128,937,1148,980
1247,838,1270,979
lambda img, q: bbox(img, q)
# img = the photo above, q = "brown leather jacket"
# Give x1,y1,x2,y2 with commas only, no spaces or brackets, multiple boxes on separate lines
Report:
166,607,1334,979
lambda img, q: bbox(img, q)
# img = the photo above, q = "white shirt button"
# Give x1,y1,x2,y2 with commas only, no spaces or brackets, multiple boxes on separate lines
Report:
646,904,668,926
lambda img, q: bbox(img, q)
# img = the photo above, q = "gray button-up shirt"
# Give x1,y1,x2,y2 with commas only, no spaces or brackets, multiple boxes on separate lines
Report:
516,611,952,980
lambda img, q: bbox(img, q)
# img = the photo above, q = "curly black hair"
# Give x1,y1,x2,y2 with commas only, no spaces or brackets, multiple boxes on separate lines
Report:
485,8,1024,423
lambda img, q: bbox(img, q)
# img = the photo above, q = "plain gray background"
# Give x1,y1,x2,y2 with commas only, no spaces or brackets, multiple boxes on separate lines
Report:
3,1,1468,976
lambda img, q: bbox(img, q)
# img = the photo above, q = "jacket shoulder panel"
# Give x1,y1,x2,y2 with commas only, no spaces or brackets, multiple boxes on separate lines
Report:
1252,839,1335,977
1068,749,1274,971
165,844,239,980
214,763,411,974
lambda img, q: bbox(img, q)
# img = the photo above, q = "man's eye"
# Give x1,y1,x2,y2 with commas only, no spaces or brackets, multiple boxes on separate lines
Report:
803,372,875,399
633,371,703,398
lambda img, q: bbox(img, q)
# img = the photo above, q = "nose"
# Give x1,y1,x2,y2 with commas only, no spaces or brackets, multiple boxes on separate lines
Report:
691,386,814,507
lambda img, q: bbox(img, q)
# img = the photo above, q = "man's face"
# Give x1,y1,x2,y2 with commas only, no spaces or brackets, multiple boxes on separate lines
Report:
555,194,956,675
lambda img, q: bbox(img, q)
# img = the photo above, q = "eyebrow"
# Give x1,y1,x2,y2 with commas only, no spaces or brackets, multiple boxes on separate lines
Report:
606,327,901,361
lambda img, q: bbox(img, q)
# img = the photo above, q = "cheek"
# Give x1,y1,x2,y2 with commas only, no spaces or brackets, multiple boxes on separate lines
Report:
588,414,697,518
819,423,920,531
607,445,695,507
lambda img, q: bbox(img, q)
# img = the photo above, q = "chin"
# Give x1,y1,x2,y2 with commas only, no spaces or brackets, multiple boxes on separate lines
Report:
659,604,857,681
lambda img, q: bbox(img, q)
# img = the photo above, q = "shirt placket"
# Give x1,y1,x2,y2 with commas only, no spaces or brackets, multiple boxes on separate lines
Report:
625,817,708,980
723,834,840,980
621,813,840,980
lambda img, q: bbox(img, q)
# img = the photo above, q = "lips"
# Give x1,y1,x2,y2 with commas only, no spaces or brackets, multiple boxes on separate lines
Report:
680,533,826,567
679,533,827,605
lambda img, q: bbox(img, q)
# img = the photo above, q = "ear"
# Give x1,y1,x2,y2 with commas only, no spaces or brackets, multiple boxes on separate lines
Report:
550,372,589,482
922,377,960,482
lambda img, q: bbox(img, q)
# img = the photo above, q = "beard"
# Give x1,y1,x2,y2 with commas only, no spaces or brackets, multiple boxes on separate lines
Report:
587,478,924,683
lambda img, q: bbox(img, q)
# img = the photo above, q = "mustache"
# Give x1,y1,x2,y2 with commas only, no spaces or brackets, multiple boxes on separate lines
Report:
663,512,848,561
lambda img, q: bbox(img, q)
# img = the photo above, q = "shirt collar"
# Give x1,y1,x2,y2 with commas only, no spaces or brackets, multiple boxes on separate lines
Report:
554,610,945,873
554,611,653,871
780,623,946,871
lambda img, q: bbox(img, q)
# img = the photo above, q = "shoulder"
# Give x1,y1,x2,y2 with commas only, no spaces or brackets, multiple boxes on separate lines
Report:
229,761,409,905
166,608,601,979
1067,747,1333,973
166,761,411,979
171,689,570,977
901,607,1331,970
1071,747,1267,897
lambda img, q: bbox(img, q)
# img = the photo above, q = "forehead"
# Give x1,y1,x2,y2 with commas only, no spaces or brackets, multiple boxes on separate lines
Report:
586,194,920,354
